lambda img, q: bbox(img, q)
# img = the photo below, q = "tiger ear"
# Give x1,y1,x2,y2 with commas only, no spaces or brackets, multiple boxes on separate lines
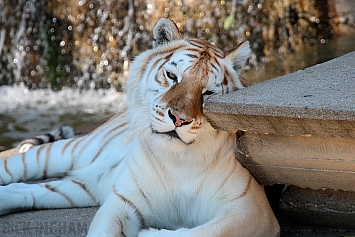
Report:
224,41,251,71
153,18,181,48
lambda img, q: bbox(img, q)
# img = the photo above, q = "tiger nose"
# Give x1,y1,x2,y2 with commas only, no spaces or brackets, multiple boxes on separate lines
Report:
168,110,192,127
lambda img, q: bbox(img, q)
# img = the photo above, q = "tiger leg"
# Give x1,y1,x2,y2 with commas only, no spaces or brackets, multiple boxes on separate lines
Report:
0,178,97,216
87,190,143,237
0,138,81,185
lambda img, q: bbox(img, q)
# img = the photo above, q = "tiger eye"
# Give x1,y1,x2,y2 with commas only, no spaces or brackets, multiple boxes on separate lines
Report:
203,90,215,96
166,71,178,81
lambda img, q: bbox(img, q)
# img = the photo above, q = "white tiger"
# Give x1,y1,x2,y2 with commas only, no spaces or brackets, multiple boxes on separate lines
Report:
0,18,280,237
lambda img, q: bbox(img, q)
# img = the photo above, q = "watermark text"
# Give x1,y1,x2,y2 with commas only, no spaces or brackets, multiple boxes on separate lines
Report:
1,221,88,236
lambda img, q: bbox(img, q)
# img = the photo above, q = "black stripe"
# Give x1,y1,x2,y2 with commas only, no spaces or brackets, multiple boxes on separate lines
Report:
36,138,44,145
185,53,198,58
44,133,55,142
212,64,219,72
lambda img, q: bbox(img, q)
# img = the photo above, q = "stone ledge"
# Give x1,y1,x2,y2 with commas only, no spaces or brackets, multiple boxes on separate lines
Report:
205,51,355,191
235,132,355,190
205,51,355,138
279,186,355,229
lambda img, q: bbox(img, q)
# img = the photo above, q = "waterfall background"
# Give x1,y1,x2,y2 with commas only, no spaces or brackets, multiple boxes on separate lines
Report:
1,0,354,90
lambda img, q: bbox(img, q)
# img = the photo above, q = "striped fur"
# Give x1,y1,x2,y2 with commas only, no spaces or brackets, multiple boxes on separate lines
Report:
0,18,279,237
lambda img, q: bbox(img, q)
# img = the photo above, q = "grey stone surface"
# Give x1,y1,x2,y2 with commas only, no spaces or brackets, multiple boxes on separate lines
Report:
206,51,355,120
0,194,354,237
279,186,355,229
0,205,354,237
0,207,97,236
205,51,355,138
235,132,355,190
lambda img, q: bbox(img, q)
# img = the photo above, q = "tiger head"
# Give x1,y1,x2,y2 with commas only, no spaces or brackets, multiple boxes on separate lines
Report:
126,18,251,150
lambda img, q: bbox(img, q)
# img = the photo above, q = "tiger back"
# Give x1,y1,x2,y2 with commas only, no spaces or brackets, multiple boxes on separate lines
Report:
0,18,280,237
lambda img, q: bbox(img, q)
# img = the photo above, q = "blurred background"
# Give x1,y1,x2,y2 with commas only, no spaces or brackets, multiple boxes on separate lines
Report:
1,0,355,150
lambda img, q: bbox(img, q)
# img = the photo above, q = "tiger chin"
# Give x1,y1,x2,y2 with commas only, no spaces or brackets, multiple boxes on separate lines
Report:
0,18,280,237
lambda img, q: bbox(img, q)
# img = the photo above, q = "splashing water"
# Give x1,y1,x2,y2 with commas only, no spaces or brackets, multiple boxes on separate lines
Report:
0,84,125,150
